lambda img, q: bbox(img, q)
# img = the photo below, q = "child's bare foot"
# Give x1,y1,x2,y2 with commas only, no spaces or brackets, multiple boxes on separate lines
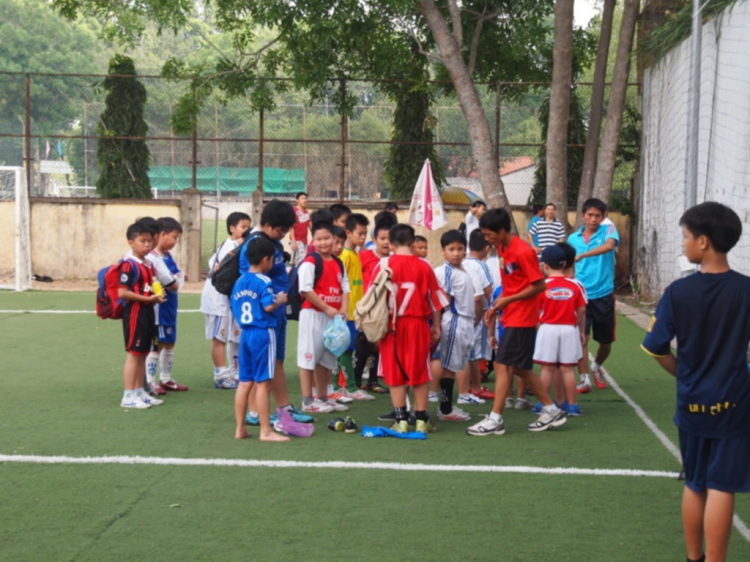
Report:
235,428,251,439
260,430,290,442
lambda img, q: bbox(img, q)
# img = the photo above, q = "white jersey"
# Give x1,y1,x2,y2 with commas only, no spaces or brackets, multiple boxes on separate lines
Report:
200,237,241,316
434,263,476,320
463,257,493,310
485,255,502,290
465,211,479,244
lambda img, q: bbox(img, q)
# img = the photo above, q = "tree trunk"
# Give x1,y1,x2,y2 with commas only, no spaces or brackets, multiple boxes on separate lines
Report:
577,0,616,222
418,0,516,231
592,0,639,203
546,0,575,228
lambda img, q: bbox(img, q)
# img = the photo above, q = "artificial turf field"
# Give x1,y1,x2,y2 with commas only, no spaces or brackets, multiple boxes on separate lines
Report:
2,291,750,561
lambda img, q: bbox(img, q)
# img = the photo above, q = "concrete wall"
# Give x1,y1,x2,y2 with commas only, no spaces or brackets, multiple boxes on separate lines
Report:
0,202,15,273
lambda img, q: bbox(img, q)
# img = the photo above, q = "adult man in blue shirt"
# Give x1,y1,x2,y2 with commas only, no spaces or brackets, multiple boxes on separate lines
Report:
567,198,619,393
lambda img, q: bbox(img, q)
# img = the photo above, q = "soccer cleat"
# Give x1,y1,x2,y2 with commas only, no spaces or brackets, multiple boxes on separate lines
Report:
327,399,349,412
245,413,279,426
120,398,151,409
328,391,354,404
592,368,607,389
567,404,583,417
149,382,167,396
348,389,375,401
140,394,163,406
530,402,543,415
159,380,189,392
428,391,439,403
471,387,495,400
504,397,515,408
378,410,396,421
416,419,436,434
301,399,334,414
285,405,314,424
466,415,505,436
365,383,390,394
327,417,347,432
390,420,409,433
437,406,471,422
214,377,239,390
527,408,567,432
344,416,359,433
559,401,569,414
576,381,592,394
514,398,531,410
458,393,485,405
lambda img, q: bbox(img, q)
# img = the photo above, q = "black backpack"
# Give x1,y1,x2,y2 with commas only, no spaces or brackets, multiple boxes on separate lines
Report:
286,252,344,321
211,232,281,296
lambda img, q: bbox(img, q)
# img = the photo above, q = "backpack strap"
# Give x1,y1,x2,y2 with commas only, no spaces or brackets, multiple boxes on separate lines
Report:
312,252,324,286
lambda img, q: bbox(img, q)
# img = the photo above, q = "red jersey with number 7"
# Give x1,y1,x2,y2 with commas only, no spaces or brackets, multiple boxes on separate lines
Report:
374,254,448,321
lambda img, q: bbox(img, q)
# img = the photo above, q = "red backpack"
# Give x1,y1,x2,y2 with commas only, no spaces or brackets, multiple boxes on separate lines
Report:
96,259,139,320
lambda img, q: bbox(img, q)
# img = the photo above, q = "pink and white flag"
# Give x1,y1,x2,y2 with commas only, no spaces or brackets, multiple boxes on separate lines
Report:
408,159,447,231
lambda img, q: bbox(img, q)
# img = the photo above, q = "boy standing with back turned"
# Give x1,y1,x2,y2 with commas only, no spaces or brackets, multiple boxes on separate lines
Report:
642,202,750,562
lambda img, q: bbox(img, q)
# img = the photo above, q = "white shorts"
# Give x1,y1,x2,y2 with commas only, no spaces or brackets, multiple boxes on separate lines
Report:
439,313,474,374
533,323,582,366
204,314,241,344
292,241,308,267
469,320,492,362
297,308,338,371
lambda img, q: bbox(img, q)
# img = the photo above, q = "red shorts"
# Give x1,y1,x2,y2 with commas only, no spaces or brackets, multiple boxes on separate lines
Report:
378,317,431,387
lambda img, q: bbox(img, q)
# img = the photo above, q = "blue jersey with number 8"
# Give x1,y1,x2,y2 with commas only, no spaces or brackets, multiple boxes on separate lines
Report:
230,272,277,329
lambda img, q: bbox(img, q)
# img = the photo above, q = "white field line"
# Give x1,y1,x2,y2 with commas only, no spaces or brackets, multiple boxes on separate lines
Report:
0,309,202,314
0,454,678,478
599,358,750,544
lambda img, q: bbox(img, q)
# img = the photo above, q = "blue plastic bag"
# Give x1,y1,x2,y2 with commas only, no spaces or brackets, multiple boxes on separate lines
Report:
323,315,351,357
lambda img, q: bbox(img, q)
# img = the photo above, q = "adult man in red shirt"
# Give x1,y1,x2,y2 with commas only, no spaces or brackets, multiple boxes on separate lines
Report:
466,208,566,436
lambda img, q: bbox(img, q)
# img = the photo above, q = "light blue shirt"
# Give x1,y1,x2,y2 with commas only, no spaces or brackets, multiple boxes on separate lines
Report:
567,223,619,300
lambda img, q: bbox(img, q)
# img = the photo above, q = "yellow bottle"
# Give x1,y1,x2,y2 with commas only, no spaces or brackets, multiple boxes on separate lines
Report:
152,281,164,296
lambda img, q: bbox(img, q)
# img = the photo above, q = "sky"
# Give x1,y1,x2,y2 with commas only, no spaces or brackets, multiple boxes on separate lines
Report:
575,0,601,28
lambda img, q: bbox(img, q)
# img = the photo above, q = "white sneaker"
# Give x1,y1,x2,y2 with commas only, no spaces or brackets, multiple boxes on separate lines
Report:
301,399,334,413
428,391,439,403
527,407,567,432
466,415,505,436
121,397,151,409
329,390,354,404
576,380,592,395
514,398,531,410
504,397,515,408
458,393,485,405
437,406,471,422
140,394,163,406
348,389,375,401
327,398,349,412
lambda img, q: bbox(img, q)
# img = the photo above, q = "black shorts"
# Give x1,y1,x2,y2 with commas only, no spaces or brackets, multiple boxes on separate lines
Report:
585,294,616,345
122,304,158,356
680,430,750,493
495,327,536,371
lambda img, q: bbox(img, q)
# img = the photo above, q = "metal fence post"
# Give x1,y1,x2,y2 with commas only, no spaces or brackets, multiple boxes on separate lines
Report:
190,129,199,191
339,78,347,202
24,74,32,198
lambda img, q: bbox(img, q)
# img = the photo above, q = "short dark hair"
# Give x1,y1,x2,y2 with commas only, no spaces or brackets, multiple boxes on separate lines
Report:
556,242,577,269
479,208,511,233
680,201,742,254
345,213,369,232
582,198,607,215
373,210,398,236
544,202,556,210
532,204,544,214
260,199,296,229
389,224,415,246
157,216,182,234
469,229,490,252
246,235,277,265
384,202,399,212
312,220,334,236
126,222,149,240
440,229,466,249
471,200,487,209
136,216,159,236
310,208,334,226
226,212,251,234
329,203,352,222
295,192,307,200
414,235,428,244
332,225,347,241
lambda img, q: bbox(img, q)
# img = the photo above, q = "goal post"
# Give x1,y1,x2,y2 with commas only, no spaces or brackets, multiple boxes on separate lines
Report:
0,166,32,291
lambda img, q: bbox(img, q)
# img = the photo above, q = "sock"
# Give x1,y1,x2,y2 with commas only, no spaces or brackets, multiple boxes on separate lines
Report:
580,373,591,385
248,410,258,419
327,384,335,397
303,396,314,407
415,410,429,421
543,404,559,414
312,387,317,399
135,387,145,398
227,341,239,371
489,411,502,423
439,378,454,415
338,351,358,393
687,556,705,562
394,406,408,422
146,351,159,384
591,361,601,372
123,390,134,401
159,348,175,382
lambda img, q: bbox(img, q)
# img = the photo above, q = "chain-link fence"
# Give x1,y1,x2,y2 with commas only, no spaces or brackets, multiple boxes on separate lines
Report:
0,72,639,206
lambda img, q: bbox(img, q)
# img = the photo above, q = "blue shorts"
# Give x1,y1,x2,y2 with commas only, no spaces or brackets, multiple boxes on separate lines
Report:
238,327,276,384
347,320,357,352
680,429,750,493
274,315,286,362
158,324,177,345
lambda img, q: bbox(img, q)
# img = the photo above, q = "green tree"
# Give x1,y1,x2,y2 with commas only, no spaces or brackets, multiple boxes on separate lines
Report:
96,55,152,198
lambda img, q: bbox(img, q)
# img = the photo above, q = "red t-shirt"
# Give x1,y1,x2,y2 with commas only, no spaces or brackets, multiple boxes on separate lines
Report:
293,206,310,244
374,254,448,321
299,255,345,311
497,235,544,328
360,249,379,290
539,276,586,325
